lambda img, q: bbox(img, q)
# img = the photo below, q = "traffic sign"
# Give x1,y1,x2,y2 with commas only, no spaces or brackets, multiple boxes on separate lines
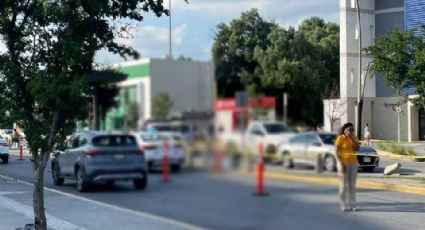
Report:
395,106,402,113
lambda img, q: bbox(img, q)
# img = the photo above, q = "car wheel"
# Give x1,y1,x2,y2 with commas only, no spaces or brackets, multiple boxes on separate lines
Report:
324,155,337,172
52,163,64,186
171,164,181,173
362,167,375,172
282,152,294,169
76,167,90,192
133,178,147,190
1,156,9,164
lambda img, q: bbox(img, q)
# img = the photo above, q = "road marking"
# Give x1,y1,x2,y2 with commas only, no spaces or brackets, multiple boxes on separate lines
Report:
0,195,87,230
0,175,208,230
255,172,425,196
0,191,27,195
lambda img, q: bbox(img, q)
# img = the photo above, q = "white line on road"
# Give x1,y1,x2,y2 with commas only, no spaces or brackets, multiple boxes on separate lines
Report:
0,174,209,230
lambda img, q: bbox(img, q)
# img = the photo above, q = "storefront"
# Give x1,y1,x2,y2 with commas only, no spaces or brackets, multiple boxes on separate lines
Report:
214,97,276,134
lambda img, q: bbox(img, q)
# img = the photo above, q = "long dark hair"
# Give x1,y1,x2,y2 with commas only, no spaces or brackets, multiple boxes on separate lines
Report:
338,122,354,135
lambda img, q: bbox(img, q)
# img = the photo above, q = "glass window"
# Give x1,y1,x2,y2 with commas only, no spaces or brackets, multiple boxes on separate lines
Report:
250,125,263,135
71,136,80,149
305,134,319,144
92,135,137,147
319,134,337,145
290,135,306,144
263,123,290,134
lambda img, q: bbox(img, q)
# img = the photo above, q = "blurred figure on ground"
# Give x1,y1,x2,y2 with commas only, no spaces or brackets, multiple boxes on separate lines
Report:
335,122,359,212
363,124,372,146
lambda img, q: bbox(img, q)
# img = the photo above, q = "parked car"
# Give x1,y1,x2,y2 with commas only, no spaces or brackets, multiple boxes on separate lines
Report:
144,122,195,142
0,129,13,144
134,132,185,172
244,121,295,162
51,131,148,192
0,138,10,164
277,132,379,172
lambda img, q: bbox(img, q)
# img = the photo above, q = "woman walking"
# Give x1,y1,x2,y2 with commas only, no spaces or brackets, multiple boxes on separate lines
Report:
335,122,359,212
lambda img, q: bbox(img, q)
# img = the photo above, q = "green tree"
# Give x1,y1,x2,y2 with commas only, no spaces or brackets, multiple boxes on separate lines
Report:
254,26,330,126
0,1,167,229
126,101,140,130
298,17,340,97
366,26,425,108
366,27,425,108
212,9,276,97
152,92,173,120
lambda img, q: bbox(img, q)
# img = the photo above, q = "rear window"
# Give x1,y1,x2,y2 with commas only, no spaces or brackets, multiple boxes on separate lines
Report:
151,125,174,132
92,135,137,147
141,134,162,142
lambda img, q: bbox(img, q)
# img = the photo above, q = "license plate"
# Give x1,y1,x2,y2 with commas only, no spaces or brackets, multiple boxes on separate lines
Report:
114,154,124,160
363,157,371,163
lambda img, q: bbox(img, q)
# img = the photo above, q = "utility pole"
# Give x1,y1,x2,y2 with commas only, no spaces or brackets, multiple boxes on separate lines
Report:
355,0,363,138
169,0,172,59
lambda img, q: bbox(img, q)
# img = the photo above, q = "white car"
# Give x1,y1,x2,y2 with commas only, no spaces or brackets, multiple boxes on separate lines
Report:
277,132,380,172
0,138,10,164
244,121,295,162
0,129,13,144
134,132,186,172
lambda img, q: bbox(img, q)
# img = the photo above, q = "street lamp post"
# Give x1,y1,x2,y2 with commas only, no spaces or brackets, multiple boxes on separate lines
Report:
169,0,172,59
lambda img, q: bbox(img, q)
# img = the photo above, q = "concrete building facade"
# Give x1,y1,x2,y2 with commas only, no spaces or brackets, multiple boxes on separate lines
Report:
324,0,425,141
104,58,214,130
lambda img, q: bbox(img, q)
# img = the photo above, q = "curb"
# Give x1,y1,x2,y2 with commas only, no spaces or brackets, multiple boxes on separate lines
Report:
247,171,425,196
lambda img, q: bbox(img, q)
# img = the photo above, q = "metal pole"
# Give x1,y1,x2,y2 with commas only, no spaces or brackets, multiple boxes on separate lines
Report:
355,0,363,138
169,0,172,58
283,93,288,123
397,113,400,142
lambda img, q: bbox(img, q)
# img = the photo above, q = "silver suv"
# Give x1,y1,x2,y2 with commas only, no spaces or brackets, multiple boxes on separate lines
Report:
51,131,148,192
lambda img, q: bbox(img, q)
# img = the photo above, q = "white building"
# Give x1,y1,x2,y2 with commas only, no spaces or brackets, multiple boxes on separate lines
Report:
324,0,425,141
104,58,214,130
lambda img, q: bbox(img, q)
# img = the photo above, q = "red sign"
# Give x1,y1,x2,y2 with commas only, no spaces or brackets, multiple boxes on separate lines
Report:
215,97,276,111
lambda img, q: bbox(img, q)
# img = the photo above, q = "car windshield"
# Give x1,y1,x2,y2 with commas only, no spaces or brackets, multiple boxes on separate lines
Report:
173,125,190,133
92,135,137,147
151,125,174,132
263,123,290,134
318,134,337,145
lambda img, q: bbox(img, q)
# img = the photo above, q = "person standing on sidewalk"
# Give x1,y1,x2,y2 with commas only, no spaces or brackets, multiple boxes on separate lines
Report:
363,124,372,146
335,122,359,212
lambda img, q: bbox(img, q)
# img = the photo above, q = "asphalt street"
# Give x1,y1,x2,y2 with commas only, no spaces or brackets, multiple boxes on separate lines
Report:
1,154,425,230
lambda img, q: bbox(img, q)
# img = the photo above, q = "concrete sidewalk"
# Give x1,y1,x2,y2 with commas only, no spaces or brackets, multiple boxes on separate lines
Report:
0,176,205,230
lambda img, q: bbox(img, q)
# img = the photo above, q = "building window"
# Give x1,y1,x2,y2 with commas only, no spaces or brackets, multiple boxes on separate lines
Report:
351,0,356,9
350,68,354,85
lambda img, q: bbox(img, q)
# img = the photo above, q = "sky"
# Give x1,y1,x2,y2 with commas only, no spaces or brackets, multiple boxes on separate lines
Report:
0,0,339,65
96,0,339,65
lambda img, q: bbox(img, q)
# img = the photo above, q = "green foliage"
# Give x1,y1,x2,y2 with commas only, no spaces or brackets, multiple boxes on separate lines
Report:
126,102,139,130
212,12,339,126
212,9,276,97
366,26,425,109
376,142,417,156
0,0,168,156
152,92,173,120
0,1,168,228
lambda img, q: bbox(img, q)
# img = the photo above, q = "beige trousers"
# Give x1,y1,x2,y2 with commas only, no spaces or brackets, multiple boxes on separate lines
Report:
338,163,358,209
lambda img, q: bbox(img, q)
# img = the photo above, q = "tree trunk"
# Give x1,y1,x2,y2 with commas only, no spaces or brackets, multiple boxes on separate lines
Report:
33,111,59,230
33,164,47,230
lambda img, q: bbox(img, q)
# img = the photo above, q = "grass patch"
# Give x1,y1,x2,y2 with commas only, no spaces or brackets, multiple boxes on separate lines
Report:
375,142,417,156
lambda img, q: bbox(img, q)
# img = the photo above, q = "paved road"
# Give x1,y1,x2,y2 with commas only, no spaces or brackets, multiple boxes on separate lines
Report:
1,155,425,230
